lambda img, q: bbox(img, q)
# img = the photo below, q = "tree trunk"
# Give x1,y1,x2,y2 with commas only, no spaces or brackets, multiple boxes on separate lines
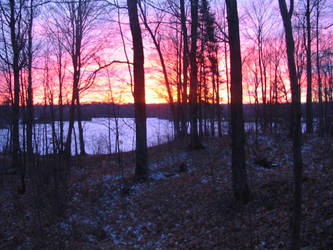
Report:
9,0,25,194
189,0,203,149
139,3,179,137
64,0,83,157
306,0,313,134
180,0,188,137
316,2,324,135
211,72,216,137
58,46,64,153
77,96,86,155
64,85,77,157
214,48,222,137
27,0,34,159
226,0,250,203
224,29,231,134
49,94,59,154
128,0,148,179
278,0,303,249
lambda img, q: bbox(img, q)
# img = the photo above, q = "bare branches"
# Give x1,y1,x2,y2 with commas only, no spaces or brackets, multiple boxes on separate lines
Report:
80,60,133,93
115,0,134,96
215,21,229,42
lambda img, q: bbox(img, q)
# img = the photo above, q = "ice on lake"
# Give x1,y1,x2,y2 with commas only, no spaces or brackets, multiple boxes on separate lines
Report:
0,117,174,155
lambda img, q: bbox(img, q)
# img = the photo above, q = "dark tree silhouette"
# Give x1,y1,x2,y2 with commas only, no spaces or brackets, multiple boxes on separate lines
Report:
189,0,203,149
128,0,148,179
138,1,179,137
225,0,250,203
315,0,324,135
62,0,88,156
26,0,35,160
305,0,313,134
0,0,28,194
49,0,101,157
180,0,189,137
278,0,303,248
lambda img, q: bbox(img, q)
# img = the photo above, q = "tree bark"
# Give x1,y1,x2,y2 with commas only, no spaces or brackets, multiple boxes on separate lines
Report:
139,2,179,137
316,2,324,135
226,0,250,203
180,0,188,137
128,0,148,179
306,0,313,134
65,88,76,156
27,0,34,159
57,41,65,153
278,0,303,249
64,0,86,156
8,0,25,194
77,96,86,155
189,0,203,149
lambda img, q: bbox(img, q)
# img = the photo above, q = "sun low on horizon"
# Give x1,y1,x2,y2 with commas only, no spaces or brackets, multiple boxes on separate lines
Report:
0,0,331,108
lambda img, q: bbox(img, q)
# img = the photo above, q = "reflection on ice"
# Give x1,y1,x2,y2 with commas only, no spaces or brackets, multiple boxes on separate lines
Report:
0,118,174,155
0,118,309,155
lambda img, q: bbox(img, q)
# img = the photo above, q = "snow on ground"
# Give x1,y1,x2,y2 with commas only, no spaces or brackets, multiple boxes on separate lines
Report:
1,134,333,248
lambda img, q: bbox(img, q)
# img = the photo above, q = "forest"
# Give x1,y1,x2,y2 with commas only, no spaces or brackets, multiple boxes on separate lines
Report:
0,0,333,248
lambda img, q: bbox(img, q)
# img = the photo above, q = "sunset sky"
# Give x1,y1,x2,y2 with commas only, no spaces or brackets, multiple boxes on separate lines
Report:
0,0,332,105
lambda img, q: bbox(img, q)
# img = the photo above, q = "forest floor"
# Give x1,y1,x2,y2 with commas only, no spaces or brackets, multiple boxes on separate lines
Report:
1,133,333,249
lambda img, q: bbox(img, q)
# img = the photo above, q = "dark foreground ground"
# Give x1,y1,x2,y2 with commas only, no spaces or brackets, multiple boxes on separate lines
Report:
1,134,333,249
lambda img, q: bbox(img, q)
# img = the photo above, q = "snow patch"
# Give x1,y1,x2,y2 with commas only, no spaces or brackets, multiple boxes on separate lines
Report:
150,172,166,180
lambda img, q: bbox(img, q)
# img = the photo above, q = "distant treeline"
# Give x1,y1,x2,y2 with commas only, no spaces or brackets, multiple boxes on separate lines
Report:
0,103,330,128
0,103,173,125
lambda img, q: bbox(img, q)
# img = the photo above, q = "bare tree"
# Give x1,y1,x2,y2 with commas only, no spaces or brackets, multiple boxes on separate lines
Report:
26,0,36,160
54,34,67,153
138,1,179,136
180,0,189,137
0,0,29,193
128,0,148,179
305,0,314,134
189,0,203,149
49,0,103,156
225,0,250,203
315,0,324,135
278,0,303,248
244,0,274,133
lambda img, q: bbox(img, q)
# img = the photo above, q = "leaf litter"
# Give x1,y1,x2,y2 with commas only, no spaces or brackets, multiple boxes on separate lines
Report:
0,135,333,249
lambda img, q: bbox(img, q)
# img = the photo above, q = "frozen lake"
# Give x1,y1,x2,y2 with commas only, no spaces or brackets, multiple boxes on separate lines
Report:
0,117,308,155
0,118,175,155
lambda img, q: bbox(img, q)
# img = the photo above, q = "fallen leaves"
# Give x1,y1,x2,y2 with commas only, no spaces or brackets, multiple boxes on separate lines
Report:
1,135,333,248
